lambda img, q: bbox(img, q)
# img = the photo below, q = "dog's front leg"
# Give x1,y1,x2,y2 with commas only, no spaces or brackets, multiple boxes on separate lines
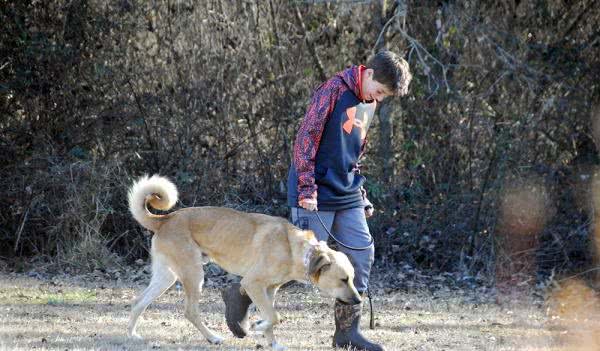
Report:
241,280,285,350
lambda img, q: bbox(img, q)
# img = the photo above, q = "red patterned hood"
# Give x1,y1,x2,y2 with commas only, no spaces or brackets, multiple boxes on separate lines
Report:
337,65,366,101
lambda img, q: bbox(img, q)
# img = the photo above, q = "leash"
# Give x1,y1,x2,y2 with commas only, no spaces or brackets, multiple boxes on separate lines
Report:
313,211,376,330
314,212,373,251
367,286,375,330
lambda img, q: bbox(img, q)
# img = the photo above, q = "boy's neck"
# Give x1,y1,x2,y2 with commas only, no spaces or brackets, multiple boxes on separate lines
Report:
357,65,367,101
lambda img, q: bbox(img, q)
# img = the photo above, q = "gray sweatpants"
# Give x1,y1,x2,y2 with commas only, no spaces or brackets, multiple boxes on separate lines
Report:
291,207,375,293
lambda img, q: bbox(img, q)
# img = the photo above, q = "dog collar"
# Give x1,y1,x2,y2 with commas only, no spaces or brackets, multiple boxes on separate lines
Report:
302,242,316,269
303,239,326,282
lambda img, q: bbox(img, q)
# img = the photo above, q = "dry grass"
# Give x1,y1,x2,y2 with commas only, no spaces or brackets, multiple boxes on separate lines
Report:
0,272,596,351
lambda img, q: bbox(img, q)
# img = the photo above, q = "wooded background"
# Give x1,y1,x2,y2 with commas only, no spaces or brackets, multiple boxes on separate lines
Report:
1,0,599,286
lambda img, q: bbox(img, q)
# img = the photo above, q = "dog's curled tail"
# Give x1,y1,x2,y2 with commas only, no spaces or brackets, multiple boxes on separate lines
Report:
128,175,178,232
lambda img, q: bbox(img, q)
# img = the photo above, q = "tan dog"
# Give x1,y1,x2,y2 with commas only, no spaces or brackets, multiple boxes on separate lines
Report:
127,175,361,350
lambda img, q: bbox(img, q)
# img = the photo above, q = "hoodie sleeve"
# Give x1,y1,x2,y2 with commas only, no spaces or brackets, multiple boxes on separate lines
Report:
294,77,346,202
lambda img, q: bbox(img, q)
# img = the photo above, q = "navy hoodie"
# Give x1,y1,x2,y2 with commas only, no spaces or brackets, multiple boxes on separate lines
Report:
287,65,375,211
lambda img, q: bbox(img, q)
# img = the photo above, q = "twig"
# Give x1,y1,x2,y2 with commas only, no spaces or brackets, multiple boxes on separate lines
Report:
477,71,511,98
125,77,160,171
14,207,29,253
372,10,398,54
477,31,550,86
558,266,600,282
562,0,598,39
293,4,327,82
388,22,452,94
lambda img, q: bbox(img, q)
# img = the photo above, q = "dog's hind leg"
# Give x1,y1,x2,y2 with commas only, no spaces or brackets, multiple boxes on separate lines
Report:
128,255,177,340
179,267,225,345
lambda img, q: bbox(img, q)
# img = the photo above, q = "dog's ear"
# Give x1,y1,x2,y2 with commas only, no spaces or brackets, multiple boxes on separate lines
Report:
308,252,331,282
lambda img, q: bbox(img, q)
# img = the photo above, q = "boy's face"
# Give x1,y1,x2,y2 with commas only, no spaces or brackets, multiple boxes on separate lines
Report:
361,68,393,102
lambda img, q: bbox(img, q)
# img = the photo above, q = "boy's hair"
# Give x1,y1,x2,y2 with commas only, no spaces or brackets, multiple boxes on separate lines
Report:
366,51,412,96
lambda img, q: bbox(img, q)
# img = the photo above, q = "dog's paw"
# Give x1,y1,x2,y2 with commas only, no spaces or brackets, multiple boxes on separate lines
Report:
207,334,225,345
271,341,287,351
128,332,143,341
250,319,272,333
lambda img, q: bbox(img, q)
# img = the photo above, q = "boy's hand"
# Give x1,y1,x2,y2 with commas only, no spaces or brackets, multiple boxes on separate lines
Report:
299,198,318,211
365,204,374,218
363,196,374,218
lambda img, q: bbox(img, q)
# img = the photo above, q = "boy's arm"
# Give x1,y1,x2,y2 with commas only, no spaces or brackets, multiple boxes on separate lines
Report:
294,79,343,204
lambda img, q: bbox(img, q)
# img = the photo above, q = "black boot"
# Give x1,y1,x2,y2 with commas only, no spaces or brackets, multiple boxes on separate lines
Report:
221,282,252,338
333,299,385,351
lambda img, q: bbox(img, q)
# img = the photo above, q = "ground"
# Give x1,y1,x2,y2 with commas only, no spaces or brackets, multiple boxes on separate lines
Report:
0,271,596,351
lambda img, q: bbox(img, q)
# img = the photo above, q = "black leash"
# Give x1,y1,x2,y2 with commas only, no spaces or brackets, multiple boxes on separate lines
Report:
367,286,375,330
314,212,373,251
314,211,376,330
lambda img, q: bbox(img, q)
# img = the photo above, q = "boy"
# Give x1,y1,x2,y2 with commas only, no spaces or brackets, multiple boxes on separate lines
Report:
222,51,412,351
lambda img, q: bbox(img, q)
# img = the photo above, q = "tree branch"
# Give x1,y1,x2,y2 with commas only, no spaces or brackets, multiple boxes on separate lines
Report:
293,4,327,82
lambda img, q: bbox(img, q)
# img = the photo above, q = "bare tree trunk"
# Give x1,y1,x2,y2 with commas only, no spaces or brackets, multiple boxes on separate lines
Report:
375,0,399,187
378,101,394,185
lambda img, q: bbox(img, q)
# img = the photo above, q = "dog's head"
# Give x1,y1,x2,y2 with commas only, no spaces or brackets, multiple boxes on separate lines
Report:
308,243,361,305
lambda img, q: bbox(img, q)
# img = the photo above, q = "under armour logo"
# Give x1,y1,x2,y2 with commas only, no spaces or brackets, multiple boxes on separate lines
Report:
343,105,372,140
